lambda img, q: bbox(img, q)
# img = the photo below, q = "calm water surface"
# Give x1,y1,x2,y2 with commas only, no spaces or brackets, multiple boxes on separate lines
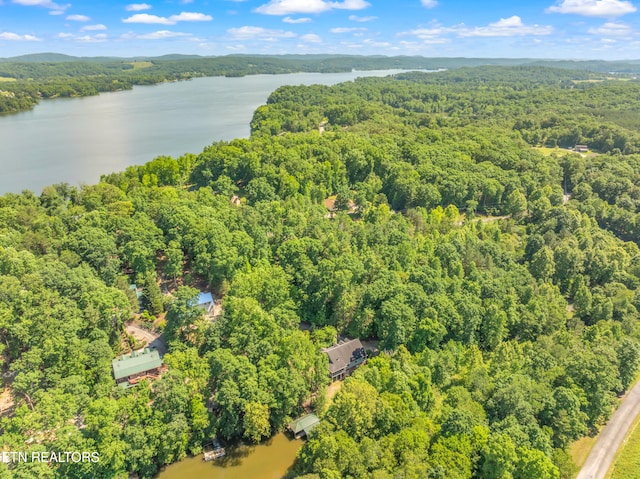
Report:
0,70,417,194
156,433,301,479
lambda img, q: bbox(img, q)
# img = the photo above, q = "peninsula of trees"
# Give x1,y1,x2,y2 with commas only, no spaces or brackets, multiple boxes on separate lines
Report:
1,53,640,115
1,66,640,479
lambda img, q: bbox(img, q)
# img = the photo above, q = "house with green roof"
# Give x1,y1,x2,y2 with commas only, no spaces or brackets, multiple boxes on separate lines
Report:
288,413,320,439
112,348,166,387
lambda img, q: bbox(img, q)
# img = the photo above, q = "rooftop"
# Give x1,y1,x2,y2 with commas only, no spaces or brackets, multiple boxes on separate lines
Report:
112,348,163,381
197,292,214,306
322,339,366,375
288,413,320,436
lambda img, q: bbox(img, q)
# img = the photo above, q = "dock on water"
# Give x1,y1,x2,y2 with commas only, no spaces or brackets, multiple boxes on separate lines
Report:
203,439,226,461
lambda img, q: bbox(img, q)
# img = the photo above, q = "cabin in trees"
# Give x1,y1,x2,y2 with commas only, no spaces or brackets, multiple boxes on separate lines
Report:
288,413,321,439
574,144,588,152
112,348,166,387
196,292,215,315
322,338,366,381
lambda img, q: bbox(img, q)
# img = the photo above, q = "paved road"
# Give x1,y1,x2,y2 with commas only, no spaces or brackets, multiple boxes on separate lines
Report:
577,380,640,479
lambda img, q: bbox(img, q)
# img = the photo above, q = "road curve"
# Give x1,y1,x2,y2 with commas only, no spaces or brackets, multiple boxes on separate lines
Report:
577,380,640,479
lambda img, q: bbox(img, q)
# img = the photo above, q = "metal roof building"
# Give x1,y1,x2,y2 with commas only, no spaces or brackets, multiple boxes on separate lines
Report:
196,292,215,314
112,348,164,387
288,413,321,439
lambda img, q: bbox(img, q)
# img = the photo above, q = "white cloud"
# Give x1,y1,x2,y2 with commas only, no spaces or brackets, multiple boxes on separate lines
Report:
333,0,370,9
283,16,312,23
122,13,173,24
137,30,190,39
362,38,390,47
421,0,437,8
400,16,553,42
125,3,152,11
77,33,107,42
460,16,553,36
55,31,108,42
301,33,322,42
588,21,633,34
421,38,449,44
121,30,192,40
169,12,213,21
401,38,448,46
0,31,41,41
12,0,69,10
399,23,456,39
330,27,366,33
80,24,107,31
122,11,212,24
348,14,377,21
546,0,636,17
255,0,369,15
66,14,90,21
228,25,297,40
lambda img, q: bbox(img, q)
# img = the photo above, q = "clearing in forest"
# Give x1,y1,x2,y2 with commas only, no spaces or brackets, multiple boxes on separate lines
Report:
127,61,154,70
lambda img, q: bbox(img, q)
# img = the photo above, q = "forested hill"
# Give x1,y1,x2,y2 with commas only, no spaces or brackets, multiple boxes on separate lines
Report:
1,53,640,115
1,66,640,479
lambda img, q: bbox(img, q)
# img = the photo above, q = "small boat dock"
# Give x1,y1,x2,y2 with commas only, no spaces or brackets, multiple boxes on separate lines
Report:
287,413,320,439
203,438,226,461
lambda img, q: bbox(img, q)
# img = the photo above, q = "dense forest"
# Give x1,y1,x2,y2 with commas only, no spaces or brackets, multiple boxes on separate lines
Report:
1,54,640,115
1,66,640,479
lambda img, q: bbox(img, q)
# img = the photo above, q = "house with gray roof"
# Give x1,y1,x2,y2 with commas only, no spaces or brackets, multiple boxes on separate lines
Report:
322,338,366,381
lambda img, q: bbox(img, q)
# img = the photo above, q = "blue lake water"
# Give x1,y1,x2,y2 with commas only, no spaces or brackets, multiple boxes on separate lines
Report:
0,70,418,194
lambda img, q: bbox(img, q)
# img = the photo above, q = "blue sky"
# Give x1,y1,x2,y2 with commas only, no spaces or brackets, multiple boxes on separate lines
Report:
0,0,639,59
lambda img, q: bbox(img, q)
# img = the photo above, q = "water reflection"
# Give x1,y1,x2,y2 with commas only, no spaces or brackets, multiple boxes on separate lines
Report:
0,70,423,194
156,433,301,479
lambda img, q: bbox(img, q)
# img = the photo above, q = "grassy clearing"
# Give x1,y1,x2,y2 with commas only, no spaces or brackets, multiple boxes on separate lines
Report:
127,61,153,70
0,77,16,82
573,78,631,83
533,146,571,156
571,434,599,468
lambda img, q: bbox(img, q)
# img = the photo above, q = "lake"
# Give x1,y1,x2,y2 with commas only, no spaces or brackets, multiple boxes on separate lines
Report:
0,69,418,194
156,433,301,479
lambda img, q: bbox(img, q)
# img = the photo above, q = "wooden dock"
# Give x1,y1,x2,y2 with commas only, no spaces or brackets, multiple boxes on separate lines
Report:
203,439,225,461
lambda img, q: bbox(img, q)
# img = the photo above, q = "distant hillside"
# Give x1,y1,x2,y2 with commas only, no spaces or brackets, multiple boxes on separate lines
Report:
0,52,78,62
146,54,207,61
0,52,208,63
1,53,639,73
